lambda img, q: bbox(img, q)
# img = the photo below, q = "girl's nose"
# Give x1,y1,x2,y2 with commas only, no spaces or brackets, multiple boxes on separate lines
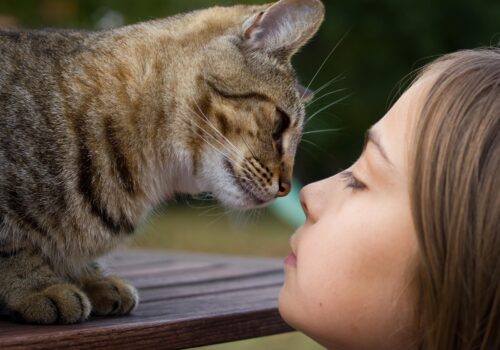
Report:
300,177,334,223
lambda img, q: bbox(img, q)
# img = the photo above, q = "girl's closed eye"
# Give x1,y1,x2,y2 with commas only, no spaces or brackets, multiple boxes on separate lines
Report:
340,170,367,190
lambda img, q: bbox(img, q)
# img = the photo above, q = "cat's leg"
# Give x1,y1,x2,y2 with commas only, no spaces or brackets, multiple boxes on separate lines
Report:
0,247,91,324
77,262,138,316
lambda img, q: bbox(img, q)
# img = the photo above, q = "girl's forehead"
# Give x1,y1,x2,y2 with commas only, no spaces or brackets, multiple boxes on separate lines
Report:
375,73,438,173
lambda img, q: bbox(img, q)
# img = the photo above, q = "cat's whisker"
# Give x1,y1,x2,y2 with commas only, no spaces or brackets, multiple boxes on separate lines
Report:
188,126,234,161
300,31,349,103
189,100,242,155
177,113,241,165
185,120,253,176
228,173,254,184
184,122,254,175
200,193,216,201
252,208,264,225
188,102,266,180
227,208,244,227
305,94,352,125
204,213,226,226
225,208,240,217
246,209,254,226
309,75,345,98
302,128,341,135
237,210,249,227
189,109,239,155
184,198,205,210
247,208,258,226
246,208,260,226
298,142,323,161
192,193,216,202
198,205,223,217
191,195,216,206
192,191,215,199
201,211,223,218
182,119,240,166
306,88,347,107
300,138,324,151
205,206,237,226
240,133,259,161
180,111,241,160
186,112,246,167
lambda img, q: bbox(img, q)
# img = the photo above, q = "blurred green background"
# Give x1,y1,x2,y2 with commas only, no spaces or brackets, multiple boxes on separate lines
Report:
1,1,498,349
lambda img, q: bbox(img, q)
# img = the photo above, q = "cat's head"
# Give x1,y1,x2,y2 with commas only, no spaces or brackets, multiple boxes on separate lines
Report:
187,0,324,209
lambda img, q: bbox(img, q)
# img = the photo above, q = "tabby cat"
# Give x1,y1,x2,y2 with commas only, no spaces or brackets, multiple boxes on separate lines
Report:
0,0,324,324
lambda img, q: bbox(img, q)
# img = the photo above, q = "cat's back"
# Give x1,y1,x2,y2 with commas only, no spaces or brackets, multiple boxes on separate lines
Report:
0,29,92,84
0,29,91,54
0,29,96,127
0,29,93,211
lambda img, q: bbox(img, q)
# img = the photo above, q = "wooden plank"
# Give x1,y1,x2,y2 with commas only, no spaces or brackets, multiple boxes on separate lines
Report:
109,260,221,278
0,309,291,350
138,272,283,303
103,250,284,267
104,250,284,290
0,250,293,349
0,285,284,332
124,265,283,289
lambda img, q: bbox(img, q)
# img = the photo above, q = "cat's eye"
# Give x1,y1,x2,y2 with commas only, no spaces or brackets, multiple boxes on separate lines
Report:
273,109,290,143
339,171,366,191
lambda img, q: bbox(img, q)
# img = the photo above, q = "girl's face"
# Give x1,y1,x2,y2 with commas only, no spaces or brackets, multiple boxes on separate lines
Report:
279,75,436,349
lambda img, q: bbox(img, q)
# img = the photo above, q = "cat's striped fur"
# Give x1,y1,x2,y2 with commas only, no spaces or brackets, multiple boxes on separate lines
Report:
0,0,324,324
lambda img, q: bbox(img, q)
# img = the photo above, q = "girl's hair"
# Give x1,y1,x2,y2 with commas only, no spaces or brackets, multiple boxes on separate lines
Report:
410,48,500,350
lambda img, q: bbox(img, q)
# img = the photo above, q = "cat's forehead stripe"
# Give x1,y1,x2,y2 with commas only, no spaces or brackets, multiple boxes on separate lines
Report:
205,78,271,103
204,78,302,122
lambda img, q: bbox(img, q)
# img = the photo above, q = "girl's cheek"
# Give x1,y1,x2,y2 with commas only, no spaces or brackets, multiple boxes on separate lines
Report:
297,223,337,299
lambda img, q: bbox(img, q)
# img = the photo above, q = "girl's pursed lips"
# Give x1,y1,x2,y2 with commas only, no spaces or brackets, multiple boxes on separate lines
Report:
284,251,297,267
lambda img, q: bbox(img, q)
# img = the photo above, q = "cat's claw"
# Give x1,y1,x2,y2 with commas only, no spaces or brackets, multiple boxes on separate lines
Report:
82,276,138,316
10,284,91,324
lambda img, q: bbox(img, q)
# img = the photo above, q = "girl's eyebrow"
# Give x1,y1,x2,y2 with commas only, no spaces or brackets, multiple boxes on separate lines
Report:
363,128,394,168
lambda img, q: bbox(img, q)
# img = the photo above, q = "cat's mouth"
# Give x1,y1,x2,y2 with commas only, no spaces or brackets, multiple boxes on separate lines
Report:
222,158,267,207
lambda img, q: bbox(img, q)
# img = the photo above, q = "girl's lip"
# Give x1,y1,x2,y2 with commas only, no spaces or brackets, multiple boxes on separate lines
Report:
284,252,297,267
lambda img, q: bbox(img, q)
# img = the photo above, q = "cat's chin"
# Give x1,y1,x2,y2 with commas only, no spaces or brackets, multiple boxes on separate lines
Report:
215,192,275,210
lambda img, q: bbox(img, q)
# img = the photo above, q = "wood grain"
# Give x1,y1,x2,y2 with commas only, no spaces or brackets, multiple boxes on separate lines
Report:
0,249,294,349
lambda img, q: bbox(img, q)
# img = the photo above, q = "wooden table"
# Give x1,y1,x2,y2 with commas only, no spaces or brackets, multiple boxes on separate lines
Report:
0,249,293,349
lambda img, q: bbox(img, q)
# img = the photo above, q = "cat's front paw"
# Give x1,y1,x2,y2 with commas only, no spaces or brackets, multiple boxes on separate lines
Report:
82,276,138,316
11,284,91,324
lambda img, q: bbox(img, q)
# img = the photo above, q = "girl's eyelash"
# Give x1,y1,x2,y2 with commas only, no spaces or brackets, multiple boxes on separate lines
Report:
339,171,366,190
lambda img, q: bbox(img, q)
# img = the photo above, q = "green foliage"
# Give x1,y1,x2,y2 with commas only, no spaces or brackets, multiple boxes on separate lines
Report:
1,0,498,180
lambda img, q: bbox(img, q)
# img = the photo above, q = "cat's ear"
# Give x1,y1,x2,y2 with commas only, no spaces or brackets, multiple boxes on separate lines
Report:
242,0,325,58
297,84,314,103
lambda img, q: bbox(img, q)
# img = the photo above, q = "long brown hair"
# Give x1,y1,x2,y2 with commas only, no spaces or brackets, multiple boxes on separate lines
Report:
410,49,500,349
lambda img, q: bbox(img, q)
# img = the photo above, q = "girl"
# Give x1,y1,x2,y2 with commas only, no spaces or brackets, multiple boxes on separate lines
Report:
279,48,499,349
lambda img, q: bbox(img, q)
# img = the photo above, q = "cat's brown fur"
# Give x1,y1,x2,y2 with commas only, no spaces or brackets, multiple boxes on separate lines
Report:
0,0,324,324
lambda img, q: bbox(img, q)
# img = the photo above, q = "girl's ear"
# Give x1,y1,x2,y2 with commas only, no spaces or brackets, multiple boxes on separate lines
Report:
242,0,325,58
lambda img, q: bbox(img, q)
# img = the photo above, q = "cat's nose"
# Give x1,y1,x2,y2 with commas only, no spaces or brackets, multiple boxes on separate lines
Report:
277,179,291,197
